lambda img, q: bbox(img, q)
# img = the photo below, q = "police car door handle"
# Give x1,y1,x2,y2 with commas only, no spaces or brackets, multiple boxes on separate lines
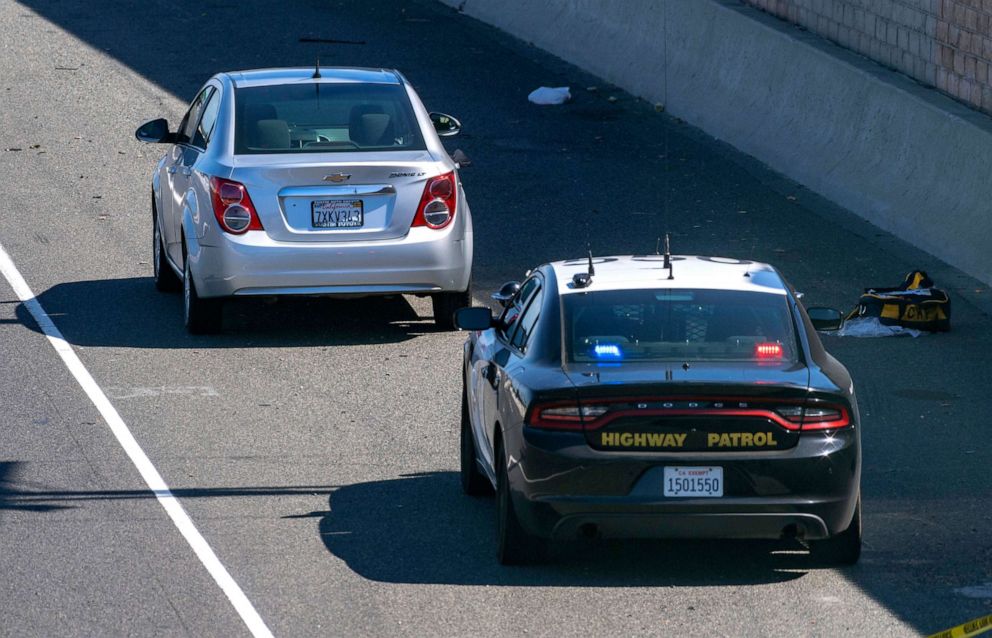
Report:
166,166,177,174
180,167,192,177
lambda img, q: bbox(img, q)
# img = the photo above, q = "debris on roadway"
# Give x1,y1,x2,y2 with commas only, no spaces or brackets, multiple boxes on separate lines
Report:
527,86,571,105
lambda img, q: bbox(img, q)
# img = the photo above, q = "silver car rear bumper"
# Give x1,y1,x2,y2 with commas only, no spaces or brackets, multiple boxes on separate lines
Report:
191,226,472,298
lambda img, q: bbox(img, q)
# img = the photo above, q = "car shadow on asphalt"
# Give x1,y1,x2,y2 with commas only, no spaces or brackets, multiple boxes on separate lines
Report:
317,471,815,587
0,462,73,514
16,277,443,348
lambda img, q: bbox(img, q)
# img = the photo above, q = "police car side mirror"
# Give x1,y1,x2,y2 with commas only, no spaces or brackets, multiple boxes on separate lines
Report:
454,307,493,331
491,281,521,308
807,307,844,332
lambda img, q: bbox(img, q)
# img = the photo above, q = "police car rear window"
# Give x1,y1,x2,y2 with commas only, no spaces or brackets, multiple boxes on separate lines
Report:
564,289,799,363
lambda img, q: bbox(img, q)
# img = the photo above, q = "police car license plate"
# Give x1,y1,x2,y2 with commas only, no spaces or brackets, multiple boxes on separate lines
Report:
312,199,363,228
663,466,723,497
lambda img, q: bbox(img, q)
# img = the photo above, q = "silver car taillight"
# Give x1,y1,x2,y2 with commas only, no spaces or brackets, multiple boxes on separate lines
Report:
413,172,457,229
210,177,263,234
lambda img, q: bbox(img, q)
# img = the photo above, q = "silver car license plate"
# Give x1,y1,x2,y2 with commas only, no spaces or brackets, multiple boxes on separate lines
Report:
663,466,723,497
312,199,363,228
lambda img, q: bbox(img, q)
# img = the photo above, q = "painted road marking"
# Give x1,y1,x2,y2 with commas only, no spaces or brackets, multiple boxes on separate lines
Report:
105,385,220,399
0,242,273,638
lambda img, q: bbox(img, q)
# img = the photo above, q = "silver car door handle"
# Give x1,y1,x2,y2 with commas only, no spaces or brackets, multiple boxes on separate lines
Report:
180,167,192,177
166,166,177,174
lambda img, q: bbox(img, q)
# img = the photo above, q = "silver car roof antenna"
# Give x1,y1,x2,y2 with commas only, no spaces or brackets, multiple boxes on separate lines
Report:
663,233,674,280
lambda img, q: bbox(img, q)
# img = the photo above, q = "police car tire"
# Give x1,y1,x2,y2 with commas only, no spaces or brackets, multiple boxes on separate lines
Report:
461,384,493,497
153,211,181,292
184,256,223,335
811,497,862,566
432,286,471,330
496,442,546,565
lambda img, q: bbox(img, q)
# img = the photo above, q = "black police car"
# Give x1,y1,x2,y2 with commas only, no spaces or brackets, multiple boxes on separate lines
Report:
455,254,861,565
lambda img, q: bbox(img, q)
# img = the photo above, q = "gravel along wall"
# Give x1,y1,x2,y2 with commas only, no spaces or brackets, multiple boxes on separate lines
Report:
439,0,992,286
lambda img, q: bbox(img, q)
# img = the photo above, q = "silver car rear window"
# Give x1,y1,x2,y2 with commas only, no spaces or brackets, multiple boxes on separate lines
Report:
234,83,426,154
564,289,799,363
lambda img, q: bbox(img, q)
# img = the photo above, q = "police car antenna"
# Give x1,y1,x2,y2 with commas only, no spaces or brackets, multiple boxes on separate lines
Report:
665,238,675,280
312,57,322,79
571,249,595,289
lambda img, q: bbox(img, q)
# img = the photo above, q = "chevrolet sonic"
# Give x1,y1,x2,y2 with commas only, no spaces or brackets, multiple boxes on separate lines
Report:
136,66,472,333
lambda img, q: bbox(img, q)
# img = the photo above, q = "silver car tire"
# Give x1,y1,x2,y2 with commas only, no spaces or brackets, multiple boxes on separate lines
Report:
153,212,181,292
183,256,223,334
432,285,471,330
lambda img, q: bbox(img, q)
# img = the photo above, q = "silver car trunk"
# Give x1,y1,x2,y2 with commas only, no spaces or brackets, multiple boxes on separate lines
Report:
228,151,442,242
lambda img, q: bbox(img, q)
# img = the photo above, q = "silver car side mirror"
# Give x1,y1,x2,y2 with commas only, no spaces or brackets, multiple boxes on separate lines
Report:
429,112,461,137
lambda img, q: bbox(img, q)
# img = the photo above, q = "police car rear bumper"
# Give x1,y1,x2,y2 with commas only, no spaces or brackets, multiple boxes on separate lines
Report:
549,510,831,540
508,427,860,541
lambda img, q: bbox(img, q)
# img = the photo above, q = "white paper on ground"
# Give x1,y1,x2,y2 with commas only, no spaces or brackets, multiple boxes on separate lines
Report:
836,317,924,338
528,86,571,105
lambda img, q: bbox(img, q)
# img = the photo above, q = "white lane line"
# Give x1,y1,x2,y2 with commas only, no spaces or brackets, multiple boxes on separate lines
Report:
0,242,274,638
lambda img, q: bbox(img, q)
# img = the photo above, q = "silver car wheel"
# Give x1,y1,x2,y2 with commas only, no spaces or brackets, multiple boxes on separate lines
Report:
153,221,161,278
183,261,191,324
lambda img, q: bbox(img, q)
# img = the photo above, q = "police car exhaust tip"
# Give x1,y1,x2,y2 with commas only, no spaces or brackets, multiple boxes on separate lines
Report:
781,523,806,540
578,523,600,540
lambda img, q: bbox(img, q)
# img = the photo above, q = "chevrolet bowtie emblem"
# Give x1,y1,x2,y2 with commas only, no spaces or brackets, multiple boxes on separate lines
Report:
323,173,351,183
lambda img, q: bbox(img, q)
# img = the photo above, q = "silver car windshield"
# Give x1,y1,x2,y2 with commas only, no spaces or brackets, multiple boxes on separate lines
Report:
564,289,799,363
234,83,426,154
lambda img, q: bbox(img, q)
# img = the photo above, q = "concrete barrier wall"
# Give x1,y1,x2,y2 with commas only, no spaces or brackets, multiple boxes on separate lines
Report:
440,0,992,285
744,0,992,115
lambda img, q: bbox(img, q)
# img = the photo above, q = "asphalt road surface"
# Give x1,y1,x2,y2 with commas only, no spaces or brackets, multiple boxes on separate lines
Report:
2,0,991,636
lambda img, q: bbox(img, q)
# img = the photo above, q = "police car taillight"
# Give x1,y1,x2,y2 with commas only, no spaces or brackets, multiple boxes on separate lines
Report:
800,405,850,430
528,403,608,430
774,404,851,430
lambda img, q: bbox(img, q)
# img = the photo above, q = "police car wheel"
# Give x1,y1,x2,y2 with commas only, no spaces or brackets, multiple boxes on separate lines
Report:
811,497,862,566
460,384,493,497
496,441,546,565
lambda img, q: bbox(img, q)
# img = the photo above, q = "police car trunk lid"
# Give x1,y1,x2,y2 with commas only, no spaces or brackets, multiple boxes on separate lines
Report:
564,362,811,452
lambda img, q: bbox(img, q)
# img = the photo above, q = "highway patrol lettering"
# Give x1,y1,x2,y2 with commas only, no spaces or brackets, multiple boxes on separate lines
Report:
601,432,687,448
707,432,778,448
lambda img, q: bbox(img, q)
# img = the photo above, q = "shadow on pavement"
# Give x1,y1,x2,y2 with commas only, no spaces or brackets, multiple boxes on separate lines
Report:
0,462,73,513
317,471,812,587
0,459,338,510
16,277,439,348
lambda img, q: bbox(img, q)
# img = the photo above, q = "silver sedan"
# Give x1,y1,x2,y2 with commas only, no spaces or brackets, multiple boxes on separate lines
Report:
136,66,473,333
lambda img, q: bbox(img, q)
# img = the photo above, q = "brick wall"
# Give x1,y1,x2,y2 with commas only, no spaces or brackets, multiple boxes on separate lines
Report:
742,0,992,113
